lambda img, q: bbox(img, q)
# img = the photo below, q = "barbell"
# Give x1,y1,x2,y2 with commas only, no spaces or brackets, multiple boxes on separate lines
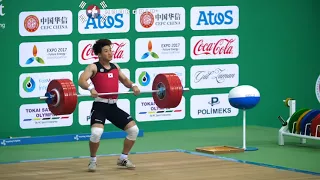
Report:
39,73,189,115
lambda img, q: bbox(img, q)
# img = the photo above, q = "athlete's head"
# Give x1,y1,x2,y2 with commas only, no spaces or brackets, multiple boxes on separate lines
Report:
92,39,113,62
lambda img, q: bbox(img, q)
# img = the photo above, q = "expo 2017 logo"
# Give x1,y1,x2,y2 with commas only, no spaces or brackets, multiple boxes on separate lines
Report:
316,75,320,103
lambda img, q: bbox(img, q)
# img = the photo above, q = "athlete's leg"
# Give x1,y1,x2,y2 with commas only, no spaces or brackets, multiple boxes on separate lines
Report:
117,121,139,168
88,102,107,172
122,120,139,155
89,123,104,160
106,104,139,168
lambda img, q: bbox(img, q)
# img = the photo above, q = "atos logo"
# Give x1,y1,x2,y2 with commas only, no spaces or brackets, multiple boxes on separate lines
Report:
84,5,124,30
197,10,233,25
190,6,239,30
78,4,130,34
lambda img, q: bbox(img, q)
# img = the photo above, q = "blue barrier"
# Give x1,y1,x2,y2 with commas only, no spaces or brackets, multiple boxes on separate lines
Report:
0,130,144,147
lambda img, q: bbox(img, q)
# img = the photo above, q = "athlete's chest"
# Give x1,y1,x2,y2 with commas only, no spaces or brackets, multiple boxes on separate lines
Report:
94,68,118,80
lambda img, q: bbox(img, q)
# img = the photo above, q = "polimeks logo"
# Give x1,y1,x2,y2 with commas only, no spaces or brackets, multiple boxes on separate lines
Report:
0,0,5,29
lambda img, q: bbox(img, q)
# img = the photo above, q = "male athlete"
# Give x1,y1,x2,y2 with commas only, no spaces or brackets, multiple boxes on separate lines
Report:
78,39,141,172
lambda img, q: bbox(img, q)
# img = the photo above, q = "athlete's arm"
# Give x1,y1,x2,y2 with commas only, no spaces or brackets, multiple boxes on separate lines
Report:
115,63,136,88
78,64,96,90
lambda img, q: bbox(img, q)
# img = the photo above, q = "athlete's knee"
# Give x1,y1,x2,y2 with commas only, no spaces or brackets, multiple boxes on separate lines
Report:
125,125,139,141
90,127,104,143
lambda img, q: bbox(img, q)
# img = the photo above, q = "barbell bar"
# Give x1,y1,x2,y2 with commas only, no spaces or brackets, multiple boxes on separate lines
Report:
39,89,190,100
39,73,189,116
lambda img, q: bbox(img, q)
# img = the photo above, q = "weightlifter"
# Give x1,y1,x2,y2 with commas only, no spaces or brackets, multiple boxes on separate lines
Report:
78,39,141,172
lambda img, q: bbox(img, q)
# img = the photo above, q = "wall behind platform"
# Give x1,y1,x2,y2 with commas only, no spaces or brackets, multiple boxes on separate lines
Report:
0,0,319,138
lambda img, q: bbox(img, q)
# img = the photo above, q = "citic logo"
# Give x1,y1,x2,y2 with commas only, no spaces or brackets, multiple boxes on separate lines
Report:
140,11,154,28
24,15,40,32
141,41,159,59
23,77,36,92
26,45,45,65
138,71,151,86
82,5,124,30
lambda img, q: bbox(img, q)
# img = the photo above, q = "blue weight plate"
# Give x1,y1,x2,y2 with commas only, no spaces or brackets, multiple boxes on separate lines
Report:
300,109,320,135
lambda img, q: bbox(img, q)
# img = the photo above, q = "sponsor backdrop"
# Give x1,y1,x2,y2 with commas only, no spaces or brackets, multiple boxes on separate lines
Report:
0,0,319,139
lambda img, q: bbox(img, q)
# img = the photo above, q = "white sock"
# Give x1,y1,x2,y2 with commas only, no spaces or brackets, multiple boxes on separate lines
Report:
91,156,97,162
120,154,128,160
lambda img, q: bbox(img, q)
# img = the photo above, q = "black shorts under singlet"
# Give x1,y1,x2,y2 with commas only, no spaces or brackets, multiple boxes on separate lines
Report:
90,101,133,130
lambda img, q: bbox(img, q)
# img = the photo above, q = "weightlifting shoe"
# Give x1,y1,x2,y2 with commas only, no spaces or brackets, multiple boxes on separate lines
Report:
117,158,136,168
88,161,97,172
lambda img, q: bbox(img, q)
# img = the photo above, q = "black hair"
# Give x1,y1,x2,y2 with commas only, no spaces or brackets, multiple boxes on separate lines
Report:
92,39,112,55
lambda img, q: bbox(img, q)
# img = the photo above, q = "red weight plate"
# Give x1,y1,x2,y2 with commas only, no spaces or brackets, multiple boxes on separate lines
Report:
61,79,78,115
152,73,174,109
168,74,182,108
310,114,320,137
164,74,177,108
152,73,183,109
47,79,64,115
47,79,77,115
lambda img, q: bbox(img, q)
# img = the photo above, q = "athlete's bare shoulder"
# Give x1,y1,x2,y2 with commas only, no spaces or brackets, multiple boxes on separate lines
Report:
87,63,97,72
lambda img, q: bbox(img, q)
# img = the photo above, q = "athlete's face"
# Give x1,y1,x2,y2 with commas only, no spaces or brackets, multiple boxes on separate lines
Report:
100,45,113,62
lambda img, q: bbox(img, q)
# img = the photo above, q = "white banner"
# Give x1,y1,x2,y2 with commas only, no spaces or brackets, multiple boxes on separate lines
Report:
78,39,130,64
78,8,130,34
190,94,239,119
135,36,185,62
19,103,73,129
190,35,239,60
135,97,185,122
190,6,239,30
135,7,185,32
19,41,73,67
19,10,73,36
19,71,73,98
190,64,239,89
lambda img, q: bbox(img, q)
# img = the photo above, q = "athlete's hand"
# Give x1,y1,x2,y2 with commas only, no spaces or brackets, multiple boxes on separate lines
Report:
132,86,140,96
90,89,98,98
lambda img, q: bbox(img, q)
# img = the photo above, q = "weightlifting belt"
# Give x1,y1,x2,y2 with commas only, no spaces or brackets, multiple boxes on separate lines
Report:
94,97,117,104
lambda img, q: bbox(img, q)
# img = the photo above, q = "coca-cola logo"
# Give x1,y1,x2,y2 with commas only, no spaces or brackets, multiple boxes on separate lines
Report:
81,42,126,61
193,38,235,56
194,68,235,83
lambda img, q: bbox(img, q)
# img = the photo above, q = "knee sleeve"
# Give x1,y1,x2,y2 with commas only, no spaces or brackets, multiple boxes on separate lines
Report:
125,125,139,141
90,127,103,143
